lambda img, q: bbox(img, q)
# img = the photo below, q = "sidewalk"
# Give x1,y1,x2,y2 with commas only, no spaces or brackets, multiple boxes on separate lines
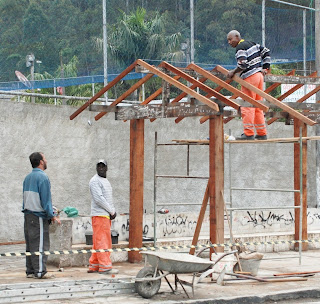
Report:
1,243,320,303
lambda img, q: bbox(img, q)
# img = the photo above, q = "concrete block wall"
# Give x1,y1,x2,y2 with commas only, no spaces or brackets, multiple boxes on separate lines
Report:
0,100,318,242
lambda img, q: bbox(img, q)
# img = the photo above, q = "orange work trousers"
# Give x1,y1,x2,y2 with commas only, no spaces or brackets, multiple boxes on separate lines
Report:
88,216,112,272
241,72,267,137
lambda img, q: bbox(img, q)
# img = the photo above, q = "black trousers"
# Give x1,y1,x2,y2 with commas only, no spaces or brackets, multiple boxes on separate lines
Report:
24,213,50,277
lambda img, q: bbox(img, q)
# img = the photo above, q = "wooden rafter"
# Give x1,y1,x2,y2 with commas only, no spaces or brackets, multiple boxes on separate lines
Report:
136,60,220,112
267,71,318,125
95,73,154,121
198,70,296,125
69,60,138,120
189,63,268,111
215,65,316,126
159,61,240,110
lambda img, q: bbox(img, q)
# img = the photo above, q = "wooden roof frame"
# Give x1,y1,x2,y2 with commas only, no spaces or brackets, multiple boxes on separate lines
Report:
70,59,318,126
70,60,320,262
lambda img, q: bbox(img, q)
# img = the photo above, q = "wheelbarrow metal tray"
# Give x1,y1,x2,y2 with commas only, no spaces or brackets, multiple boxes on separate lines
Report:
141,251,214,274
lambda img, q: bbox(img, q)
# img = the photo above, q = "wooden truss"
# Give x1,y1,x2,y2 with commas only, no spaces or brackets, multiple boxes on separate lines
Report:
70,60,320,261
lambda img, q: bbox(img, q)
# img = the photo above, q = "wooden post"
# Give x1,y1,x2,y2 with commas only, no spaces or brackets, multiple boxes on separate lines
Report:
294,119,308,251
128,119,144,262
209,115,224,256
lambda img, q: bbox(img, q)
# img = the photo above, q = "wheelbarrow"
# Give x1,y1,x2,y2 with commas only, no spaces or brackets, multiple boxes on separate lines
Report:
135,250,237,299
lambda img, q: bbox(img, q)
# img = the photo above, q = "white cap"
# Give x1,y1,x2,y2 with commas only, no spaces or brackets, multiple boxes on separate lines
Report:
97,159,107,166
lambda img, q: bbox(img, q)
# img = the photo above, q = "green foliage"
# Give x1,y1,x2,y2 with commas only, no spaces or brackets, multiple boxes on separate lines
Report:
106,7,182,68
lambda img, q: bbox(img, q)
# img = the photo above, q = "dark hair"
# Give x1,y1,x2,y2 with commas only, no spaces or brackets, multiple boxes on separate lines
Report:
29,152,43,168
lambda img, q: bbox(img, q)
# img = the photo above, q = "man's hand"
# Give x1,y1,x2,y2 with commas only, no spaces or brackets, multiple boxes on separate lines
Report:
227,70,235,79
52,216,61,225
110,212,117,220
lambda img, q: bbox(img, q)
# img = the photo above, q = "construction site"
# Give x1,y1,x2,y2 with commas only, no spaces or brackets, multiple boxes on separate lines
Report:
2,0,320,303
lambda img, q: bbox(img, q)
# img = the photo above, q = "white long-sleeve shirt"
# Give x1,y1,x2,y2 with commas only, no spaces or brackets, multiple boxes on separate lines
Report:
89,174,115,217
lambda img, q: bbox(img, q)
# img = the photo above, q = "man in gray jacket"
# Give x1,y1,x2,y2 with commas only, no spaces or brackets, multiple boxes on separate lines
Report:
87,160,118,274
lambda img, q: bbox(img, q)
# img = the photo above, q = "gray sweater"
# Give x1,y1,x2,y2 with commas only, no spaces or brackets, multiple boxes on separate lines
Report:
89,174,115,217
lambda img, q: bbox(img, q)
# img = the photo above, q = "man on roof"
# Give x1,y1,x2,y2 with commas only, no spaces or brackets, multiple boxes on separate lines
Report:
227,30,271,140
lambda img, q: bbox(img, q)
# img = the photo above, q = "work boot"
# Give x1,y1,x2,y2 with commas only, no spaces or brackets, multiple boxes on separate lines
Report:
255,134,267,140
236,133,255,140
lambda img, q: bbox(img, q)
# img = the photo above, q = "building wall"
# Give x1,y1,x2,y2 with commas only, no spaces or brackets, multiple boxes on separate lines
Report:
0,100,317,242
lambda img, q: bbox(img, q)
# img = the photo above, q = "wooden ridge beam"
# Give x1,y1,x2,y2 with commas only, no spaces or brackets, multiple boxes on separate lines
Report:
216,65,316,126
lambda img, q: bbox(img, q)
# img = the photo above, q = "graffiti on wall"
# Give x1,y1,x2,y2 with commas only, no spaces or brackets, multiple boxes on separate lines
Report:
244,211,295,228
158,215,198,237
121,219,149,236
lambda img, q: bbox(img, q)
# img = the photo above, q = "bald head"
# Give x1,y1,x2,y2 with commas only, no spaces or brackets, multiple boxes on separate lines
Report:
227,30,241,48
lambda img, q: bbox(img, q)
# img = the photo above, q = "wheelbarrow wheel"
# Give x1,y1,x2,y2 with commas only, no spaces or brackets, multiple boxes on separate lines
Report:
135,266,161,299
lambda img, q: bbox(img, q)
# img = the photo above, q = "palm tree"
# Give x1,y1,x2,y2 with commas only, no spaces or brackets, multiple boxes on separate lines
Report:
94,7,184,69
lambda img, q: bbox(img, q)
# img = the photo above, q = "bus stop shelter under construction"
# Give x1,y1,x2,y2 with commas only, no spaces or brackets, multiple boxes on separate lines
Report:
70,59,320,263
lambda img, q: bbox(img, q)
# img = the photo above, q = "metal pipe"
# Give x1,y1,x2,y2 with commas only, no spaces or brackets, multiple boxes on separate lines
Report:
187,145,190,176
231,187,300,193
303,9,307,79
156,203,209,206
266,0,315,11
262,0,266,47
153,132,158,247
299,128,303,265
0,90,138,104
227,206,301,211
156,175,208,179
53,80,57,105
102,0,108,104
190,0,195,63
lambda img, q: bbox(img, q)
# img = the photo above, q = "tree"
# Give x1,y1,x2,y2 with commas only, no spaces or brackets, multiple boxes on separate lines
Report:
104,7,183,69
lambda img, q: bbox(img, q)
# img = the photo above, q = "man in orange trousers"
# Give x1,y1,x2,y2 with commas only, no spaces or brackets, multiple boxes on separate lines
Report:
227,30,271,140
88,160,118,275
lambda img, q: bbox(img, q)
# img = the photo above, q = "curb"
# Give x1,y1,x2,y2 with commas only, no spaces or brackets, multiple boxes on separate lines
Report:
153,288,320,304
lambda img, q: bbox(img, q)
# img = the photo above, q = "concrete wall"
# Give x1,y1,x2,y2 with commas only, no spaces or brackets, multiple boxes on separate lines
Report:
0,100,317,242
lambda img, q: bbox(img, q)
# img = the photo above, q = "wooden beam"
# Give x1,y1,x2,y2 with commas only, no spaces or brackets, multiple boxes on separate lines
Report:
142,75,181,106
70,60,138,120
189,63,268,111
189,182,209,255
265,74,320,84
115,103,224,120
136,59,220,112
294,119,308,251
267,72,317,125
216,65,316,126
201,70,296,125
160,61,240,110
95,73,154,121
264,70,296,93
296,85,320,103
129,119,144,262
209,115,224,255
